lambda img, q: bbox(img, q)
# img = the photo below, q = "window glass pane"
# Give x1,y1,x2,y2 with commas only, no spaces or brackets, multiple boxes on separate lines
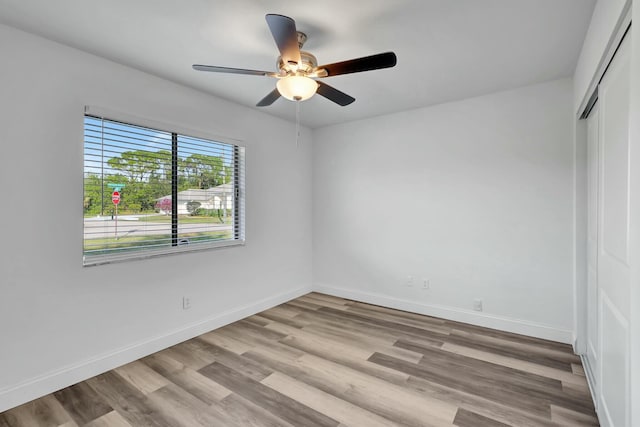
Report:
176,134,235,245
83,115,242,265
84,116,174,259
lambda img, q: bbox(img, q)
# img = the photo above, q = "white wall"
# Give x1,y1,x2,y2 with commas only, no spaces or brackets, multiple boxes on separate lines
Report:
573,117,588,354
312,79,574,342
0,24,312,412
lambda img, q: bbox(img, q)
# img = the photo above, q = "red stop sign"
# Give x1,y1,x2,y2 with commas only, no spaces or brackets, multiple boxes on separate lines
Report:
112,191,121,205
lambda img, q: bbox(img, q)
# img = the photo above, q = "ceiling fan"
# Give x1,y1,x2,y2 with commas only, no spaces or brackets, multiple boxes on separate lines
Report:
193,14,397,107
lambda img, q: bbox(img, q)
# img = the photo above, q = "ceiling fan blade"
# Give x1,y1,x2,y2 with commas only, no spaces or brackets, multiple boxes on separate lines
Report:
316,81,355,106
193,64,277,77
265,14,301,68
256,88,281,107
316,52,397,77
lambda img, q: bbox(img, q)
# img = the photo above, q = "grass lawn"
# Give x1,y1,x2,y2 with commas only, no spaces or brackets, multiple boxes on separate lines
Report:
140,215,231,224
84,231,231,255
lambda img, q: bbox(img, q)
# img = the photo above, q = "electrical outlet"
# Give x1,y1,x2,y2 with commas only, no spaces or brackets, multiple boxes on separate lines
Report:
182,296,191,310
422,279,430,290
473,299,483,312
406,276,414,287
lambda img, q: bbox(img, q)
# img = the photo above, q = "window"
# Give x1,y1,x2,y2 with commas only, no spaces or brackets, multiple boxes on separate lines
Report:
83,113,245,266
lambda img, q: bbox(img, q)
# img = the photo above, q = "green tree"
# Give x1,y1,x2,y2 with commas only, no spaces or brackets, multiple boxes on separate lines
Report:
103,150,173,213
107,150,159,182
183,154,227,189
83,173,103,215
156,150,172,182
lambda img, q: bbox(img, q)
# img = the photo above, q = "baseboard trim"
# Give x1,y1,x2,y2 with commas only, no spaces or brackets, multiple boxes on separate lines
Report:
313,284,573,344
0,285,311,413
580,355,599,414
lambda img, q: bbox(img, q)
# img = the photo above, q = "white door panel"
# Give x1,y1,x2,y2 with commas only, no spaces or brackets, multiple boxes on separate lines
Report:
596,34,630,427
600,294,630,427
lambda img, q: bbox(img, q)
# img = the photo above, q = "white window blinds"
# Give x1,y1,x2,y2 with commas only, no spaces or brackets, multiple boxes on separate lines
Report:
83,114,245,266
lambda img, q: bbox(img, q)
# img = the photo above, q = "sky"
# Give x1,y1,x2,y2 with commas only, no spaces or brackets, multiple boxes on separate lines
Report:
84,116,234,178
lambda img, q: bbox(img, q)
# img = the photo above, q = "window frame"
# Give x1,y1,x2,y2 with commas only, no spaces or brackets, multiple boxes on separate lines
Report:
83,106,245,266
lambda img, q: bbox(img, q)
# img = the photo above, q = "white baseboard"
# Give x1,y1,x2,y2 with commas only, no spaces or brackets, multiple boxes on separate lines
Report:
0,285,311,413
313,284,573,344
580,355,599,414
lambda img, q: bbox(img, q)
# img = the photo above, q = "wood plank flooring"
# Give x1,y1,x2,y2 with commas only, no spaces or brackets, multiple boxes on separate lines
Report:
0,293,599,426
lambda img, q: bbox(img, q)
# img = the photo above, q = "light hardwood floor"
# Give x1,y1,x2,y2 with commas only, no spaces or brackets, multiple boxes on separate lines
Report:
0,293,598,426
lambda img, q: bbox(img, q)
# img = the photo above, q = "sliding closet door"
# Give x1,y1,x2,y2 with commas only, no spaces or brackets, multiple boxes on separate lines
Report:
597,34,631,427
585,104,599,390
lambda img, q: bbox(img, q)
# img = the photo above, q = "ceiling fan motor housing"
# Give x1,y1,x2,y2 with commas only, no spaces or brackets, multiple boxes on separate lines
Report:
278,50,317,75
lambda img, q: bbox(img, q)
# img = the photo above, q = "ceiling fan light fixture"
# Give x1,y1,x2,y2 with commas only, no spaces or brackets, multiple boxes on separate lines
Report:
276,75,318,101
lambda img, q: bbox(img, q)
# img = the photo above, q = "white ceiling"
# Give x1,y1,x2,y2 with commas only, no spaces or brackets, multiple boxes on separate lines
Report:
0,0,595,128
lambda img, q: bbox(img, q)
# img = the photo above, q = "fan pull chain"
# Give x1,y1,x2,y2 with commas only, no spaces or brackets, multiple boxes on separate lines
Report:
296,99,301,147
